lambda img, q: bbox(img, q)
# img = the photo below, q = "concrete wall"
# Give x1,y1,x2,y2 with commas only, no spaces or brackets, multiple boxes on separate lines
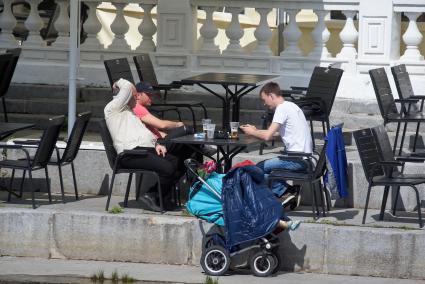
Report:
0,208,424,279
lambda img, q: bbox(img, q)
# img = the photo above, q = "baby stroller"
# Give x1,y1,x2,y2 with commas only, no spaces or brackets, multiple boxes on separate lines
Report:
184,159,282,277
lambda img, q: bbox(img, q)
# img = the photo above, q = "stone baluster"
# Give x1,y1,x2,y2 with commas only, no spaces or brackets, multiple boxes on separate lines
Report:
52,0,69,48
198,6,219,54
337,10,358,59
310,10,330,58
108,2,130,50
400,12,423,61
136,3,156,52
82,1,102,49
223,7,244,54
24,0,45,46
280,9,302,57
252,8,272,55
0,0,18,46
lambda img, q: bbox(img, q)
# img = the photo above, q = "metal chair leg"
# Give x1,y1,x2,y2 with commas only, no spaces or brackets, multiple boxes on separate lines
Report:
412,122,421,152
392,186,401,216
105,171,116,211
379,186,390,221
393,122,401,154
45,167,52,203
362,184,373,224
71,162,79,200
2,97,8,122
19,170,26,198
412,185,423,228
135,173,143,201
156,175,164,213
398,122,408,156
57,164,66,203
124,173,133,207
28,170,36,209
7,169,15,202
318,181,326,217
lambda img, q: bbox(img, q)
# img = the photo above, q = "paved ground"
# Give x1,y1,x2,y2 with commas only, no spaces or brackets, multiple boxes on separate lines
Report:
0,256,424,284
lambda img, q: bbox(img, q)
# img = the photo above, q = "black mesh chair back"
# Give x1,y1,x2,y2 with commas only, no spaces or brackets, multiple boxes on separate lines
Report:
369,68,399,119
133,54,159,86
61,111,92,163
305,66,344,116
353,128,385,181
0,53,13,94
2,48,21,95
371,125,401,176
98,119,118,169
104,58,135,88
313,143,328,179
32,115,66,168
391,64,420,112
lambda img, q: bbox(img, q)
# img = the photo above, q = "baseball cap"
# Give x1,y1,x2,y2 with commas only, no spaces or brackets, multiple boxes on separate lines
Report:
135,82,157,96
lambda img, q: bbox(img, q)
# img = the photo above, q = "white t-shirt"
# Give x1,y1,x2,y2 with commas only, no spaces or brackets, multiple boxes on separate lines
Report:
272,101,313,153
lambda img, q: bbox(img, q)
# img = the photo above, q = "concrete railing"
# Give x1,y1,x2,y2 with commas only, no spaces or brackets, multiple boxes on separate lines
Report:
0,0,425,100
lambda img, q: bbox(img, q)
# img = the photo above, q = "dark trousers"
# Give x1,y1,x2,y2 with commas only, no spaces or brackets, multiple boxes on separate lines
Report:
119,147,180,197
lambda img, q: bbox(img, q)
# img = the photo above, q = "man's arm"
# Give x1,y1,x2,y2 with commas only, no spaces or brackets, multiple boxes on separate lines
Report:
104,79,134,116
140,113,184,130
240,122,280,141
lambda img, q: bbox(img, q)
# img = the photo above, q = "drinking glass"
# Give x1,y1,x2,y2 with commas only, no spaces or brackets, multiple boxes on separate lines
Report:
229,122,239,139
206,123,216,139
202,119,212,135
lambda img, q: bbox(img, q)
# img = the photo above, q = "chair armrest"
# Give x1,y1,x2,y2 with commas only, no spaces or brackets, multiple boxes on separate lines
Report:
279,150,313,158
120,149,149,157
13,139,40,145
395,156,425,163
294,96,327,114
0,144,23,149
281,89,305,97
290,86,308,92
394,98,419,104
378,160,404,166
411,95,425,99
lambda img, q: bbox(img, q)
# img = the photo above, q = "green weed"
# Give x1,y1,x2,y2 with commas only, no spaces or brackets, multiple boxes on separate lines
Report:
109,205,124,214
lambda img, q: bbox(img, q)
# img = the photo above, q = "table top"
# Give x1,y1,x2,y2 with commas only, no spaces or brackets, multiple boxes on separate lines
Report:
0,122,35,140
180,72,278,86
171,134,263,147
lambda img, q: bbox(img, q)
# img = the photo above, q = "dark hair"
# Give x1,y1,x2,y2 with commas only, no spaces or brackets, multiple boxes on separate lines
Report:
259,82,281,97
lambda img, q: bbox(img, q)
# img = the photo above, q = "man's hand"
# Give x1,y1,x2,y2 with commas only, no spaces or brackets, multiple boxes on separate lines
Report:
175,121,184,128
240,124,257,136
155,144,167,157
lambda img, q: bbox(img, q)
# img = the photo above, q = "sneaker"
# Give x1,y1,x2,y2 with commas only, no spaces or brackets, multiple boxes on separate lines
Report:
287,220,301,231
278,192,296,206
288,185,301,210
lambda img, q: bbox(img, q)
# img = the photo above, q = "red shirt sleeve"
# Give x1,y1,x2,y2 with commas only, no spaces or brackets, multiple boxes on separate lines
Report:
133,103,150,118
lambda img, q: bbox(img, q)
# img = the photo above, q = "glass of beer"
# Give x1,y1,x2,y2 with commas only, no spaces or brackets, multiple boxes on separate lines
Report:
202,119,212,135
206,123,216,139
229,122,239,139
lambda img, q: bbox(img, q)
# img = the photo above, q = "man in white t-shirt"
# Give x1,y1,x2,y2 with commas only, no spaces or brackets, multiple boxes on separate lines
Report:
240,82,313,208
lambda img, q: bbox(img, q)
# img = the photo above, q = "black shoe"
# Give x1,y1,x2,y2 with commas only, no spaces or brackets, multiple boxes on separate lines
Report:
286,185,301,210
140,193,162,212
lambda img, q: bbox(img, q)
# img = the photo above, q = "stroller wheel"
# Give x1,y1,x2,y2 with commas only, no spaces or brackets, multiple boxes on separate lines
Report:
201,245,230,276
250,251,275,277
271,250,281,274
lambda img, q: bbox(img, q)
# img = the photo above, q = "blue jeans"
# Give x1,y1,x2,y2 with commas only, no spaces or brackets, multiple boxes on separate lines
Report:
257,158,307,198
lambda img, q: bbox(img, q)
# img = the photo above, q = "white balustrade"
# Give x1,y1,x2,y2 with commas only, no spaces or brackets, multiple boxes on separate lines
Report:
108,2,130,50
252,8,272,56
0,0,18,46
280,9,302,57
82,1,103,49
24,0,45,46
223,7,244,55
337,10,358,59
310,10,330,58
401,12,423,61
52,0,70,48
136,3,156,52
198,6,219,54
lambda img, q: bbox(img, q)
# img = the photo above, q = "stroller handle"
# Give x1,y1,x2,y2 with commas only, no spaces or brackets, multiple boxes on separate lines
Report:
184,158,221,199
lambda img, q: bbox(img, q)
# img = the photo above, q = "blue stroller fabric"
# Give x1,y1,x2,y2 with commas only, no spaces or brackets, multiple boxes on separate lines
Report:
186,172,226,226
222,166,281,248
325,126,349,198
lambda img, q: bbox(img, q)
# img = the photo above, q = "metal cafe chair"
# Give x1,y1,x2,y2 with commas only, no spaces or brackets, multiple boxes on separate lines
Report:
369,67,425,156
267,141,329,217
0,115,66,209
103,57,183,121
281,66,344,149
12,112,92,202
98,119,165,212
391,64,425,152
353,126,425,228
133,54,208,129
